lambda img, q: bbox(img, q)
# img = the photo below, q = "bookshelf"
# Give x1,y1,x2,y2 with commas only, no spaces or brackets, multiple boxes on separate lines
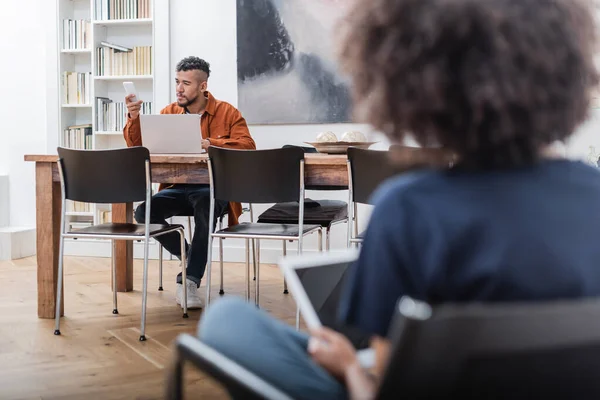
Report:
57,0,159,255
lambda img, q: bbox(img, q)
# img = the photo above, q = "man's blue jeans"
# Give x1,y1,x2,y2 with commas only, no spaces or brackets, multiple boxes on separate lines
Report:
134,184,228,286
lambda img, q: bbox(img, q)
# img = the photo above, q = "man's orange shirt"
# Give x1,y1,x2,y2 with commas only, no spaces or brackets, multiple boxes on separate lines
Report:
123,91,256,226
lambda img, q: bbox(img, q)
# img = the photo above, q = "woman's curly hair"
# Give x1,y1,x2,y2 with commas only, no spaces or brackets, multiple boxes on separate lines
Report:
338,0,599,169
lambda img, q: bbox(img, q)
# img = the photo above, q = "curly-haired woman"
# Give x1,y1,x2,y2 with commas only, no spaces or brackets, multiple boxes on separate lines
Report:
198,0,600,398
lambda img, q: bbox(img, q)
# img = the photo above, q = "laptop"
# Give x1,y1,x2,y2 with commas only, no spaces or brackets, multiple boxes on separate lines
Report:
278,249,376,368
140,114,204,154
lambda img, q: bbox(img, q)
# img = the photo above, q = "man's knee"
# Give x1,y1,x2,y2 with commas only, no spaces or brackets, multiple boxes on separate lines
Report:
134,203,146,223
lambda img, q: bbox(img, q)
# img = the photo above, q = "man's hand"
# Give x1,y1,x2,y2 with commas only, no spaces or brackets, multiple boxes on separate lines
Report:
308,327,360,381
202,139,211,150
125,94,143,120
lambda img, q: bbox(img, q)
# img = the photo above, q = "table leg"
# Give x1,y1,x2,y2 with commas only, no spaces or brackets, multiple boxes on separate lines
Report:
112,203,133,292
36,163,63,319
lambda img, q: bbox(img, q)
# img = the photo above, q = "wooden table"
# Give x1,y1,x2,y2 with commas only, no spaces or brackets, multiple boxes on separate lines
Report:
24,153,348,318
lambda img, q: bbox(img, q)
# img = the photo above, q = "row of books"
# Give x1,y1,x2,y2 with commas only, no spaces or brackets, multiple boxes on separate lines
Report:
95,0,151,20
62,19,91,50
62,72,92,105
63,124,93,149
66,201,92,213
95,45,152,76
96,97,153,131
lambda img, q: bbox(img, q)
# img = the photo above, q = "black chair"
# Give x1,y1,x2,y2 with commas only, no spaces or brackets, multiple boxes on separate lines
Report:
205,147,323,307
346,147,401,247
258,145,348,250
347,146,454,247
257,145,348,294
54,147,188,342
166,335,293,400
166,295,600,399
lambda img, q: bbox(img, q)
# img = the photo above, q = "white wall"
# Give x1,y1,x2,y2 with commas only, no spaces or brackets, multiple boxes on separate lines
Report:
0,0,56,227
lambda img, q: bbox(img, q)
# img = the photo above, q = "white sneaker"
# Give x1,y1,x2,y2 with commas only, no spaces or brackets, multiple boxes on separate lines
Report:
176,278,203,309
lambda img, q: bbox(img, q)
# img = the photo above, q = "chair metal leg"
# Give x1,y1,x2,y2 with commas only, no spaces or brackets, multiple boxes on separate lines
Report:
252,239,257,281
187,216,193,242
245,238,250,301
158,244,163,291
206,229,214,307
218,219,224,295
249,204,257,282
54,234,66,335
255,239,261,306
179,229,188,318
295,231,307,330
353,204,360,249
326,227,330,251
318,229,323,252
283,240,288,294
112,239,118,314
140,237,150,341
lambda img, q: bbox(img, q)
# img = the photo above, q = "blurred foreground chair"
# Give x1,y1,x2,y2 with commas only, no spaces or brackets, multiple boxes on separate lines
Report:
167,295,600,399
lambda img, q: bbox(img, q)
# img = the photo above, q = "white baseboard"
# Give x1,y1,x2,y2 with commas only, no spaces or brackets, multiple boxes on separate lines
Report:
0,227,36,260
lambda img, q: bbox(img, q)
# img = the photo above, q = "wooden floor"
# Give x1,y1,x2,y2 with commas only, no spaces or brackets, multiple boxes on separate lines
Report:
0,256,299,399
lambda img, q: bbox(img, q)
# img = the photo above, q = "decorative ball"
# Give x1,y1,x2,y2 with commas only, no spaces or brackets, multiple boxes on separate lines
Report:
340,131,366,142
316,131,338,142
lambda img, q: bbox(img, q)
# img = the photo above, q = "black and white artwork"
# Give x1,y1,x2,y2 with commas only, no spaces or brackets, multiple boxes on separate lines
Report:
236,0,352,124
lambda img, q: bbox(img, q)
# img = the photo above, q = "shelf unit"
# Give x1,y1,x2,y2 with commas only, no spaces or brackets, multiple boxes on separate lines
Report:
57,0,157,255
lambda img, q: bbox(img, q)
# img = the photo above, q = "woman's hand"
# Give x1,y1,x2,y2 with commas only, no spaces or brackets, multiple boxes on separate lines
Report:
308,327,360,381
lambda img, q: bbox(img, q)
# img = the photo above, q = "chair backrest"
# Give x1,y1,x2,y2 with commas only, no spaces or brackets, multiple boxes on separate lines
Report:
376,297,600,399
282,144,318,154
347,147,401,205
348,146,454,204
57,146,150,204
207,146,305,203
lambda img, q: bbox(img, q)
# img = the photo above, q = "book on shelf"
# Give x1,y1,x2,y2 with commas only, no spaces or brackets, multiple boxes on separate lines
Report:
100,41,132,53
62,19,91,50
62,71,92,105
67,201,92,213
95,0,152,21
63,124,93,149
96,45,152,76
98,210,113,224
96,97,152,131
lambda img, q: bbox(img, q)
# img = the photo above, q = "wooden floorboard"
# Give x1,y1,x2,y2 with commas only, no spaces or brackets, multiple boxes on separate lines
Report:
0,256,298,399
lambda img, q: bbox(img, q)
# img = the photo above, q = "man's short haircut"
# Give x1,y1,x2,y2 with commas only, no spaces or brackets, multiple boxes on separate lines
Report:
338,0,599,169
176,57,211,79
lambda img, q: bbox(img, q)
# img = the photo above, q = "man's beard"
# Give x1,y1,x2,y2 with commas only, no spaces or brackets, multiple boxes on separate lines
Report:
177,94,197,107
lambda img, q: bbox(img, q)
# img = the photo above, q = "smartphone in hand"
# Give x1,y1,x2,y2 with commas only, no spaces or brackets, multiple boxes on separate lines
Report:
123,81,139,102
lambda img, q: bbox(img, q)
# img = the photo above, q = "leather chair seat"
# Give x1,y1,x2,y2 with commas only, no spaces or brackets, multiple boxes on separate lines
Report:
69,223,183,236
215,222,321,237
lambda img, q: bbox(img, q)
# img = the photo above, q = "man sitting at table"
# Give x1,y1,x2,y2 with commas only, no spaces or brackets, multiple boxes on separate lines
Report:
123,56,256,308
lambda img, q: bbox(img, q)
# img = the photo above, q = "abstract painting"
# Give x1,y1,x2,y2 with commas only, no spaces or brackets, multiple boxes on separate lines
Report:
236,0,352,124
